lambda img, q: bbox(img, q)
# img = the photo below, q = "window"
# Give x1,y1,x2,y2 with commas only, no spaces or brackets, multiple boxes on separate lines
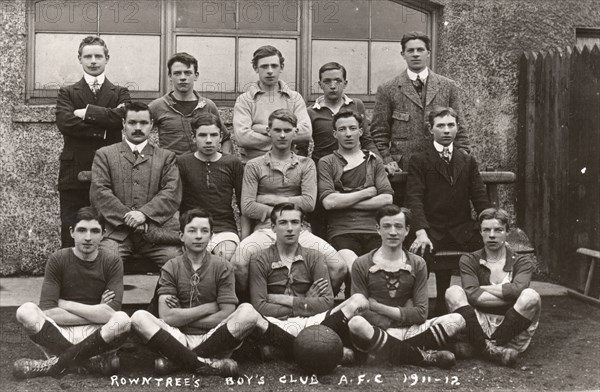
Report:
27,0,437,104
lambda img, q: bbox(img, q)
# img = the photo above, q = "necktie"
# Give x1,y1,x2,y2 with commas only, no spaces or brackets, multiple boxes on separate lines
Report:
440,146,451,164
91,78,100,96
133,149,139,160
413,75,424,97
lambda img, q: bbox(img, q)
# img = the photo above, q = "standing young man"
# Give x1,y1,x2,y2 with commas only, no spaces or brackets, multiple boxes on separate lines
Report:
149,52,232,156
348,205,460,369
13,207,130,379
405,106,491,315
91,102,182,269
233,45,312,163
56,36,130,248
370,31,470,205
445,208,541,367
178,113,244,261
309,62,379,163
231,110,347,297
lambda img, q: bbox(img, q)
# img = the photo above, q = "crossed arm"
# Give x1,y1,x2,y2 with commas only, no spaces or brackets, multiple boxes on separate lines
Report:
158,296,235,330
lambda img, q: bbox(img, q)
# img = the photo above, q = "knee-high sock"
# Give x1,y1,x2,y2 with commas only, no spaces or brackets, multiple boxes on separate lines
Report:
320,310,351,347
491,308,532,346
260,322,295,356
454,305,486,351
405,324,450,350
435,270,452,311
29,320,73,356
350,326,423,365
54,329,111,373
193,324,242,358
146,329,201,372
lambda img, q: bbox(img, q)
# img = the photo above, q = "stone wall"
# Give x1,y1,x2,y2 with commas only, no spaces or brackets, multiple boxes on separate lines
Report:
1,0,599,275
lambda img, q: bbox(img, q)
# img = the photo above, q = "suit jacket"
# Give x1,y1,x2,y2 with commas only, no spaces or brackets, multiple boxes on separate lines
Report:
56,77,130,190
90,141,182,241
370,70,470,170
405,144,491,244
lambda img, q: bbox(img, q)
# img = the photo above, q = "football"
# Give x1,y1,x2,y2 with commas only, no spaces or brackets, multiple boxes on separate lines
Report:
293,325,343,374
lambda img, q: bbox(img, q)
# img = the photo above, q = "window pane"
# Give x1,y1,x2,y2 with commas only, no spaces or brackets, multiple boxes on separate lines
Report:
34,0,98,32
177,36,236,93
312,0,369,39
370,41,405,94
102,35,161,91
371,1,428,40
176,0,236,29
238,38,296,93
238,0,298,31
311,40,368,95
35,33,89,88
99,0,161,34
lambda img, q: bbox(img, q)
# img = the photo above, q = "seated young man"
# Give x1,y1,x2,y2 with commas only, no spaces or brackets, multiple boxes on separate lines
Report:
13,207,130,379
405,106,491,315
231,109,347,297
445,208,541,367
318,110,393,262
177,113,244,261
248,203,369,361
131,209,258,376
347,204,461,369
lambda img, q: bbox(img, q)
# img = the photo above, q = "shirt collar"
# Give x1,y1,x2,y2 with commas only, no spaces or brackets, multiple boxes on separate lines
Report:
480,246,517,272
312,94,353,110
247,80,292,98
84,72,105,86
433,141,453,153
125,139,148,154
270,245,305,270
406,67,429,82
262,150,300,167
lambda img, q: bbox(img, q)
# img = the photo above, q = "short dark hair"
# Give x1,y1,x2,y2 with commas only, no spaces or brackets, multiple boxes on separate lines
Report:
251,45,285,68
167,52,198,74
268,109,297,128
270,203,304,225
332,110,363,130
73,206,105,230
123,102,152,120
179,208,214,232
78,36,109,57
426,106,458,127
375,204,412,227
401,31,431,52
191,113,223,138
478,208,511,231
318,62,347,80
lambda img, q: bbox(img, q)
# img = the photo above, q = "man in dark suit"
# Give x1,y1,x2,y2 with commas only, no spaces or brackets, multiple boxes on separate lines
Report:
56,35,130,248
370,31,470,205
405,107,491,316
91,102,181,268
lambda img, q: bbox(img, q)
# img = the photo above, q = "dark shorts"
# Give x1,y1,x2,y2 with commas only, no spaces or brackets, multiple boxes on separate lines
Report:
330,233,382,256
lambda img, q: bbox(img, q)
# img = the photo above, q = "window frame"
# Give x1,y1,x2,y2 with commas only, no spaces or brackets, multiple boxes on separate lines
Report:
25,0,439,106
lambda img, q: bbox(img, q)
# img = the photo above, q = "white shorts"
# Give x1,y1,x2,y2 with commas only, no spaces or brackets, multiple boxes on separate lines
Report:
46,316,102,345
207,231,240,253
159,319,238,358
265,312,328,337
386,316,444,341
239,229,338,260
474,309,539,353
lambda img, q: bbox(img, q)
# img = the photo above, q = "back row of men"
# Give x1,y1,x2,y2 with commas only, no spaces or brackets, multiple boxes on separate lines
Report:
57,31,470,313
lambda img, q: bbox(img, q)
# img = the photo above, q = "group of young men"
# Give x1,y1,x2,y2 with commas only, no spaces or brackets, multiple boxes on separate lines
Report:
13,31,541,380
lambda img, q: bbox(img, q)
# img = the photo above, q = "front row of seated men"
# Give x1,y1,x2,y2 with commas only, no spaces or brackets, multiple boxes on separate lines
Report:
13,202,540,379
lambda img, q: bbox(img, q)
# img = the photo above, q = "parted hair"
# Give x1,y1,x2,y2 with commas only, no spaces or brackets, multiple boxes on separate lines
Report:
426,106,458,127
268,109,297,128
332,110,364,130
375,204,412,227
252,45,285,68
167,52,198,74
73,206,105,230
78,36,109,57
270,203,304,225
401,31,431,52
478,208,511,230
318,61,347,80
123,102,152,120
191,113,223,137
179,208,214,232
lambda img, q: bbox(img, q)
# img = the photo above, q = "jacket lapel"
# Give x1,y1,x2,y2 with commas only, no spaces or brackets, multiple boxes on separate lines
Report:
119,141,136,166
74,77,95,103
425,71,440,107
428,145,452,184
451,149,467,184
398,72,423,109
95,79,116,107
135,143,154,167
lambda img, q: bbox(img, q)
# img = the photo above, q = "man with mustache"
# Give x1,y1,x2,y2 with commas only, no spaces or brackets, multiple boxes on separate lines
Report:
90,102,182,268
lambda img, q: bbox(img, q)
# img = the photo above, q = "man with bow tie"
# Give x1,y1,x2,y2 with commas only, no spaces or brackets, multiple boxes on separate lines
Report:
370,31,471,206
405,107,491,316
90,102,182,268
56,36,130,248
